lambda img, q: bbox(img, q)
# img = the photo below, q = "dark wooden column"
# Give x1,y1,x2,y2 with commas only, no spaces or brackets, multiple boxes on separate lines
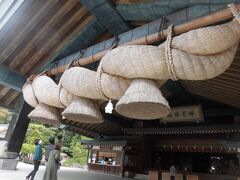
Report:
5,96,25,141
7,101,32,153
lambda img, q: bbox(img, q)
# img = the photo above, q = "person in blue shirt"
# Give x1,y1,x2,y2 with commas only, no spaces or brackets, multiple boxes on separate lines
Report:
26,139,43,180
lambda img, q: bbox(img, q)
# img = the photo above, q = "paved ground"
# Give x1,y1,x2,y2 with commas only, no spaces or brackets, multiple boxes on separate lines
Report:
0,162,145,180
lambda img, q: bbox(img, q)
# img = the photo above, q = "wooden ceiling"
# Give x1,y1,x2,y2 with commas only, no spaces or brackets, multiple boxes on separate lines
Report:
0,0,92,75
62,119,122,138
181,44,240,109
0,0,93,110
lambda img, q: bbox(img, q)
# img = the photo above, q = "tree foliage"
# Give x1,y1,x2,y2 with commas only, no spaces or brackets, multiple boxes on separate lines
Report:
21,143,35,154
0,108,12,124
21,123,91,167
69,134,89,165
24,123,55,147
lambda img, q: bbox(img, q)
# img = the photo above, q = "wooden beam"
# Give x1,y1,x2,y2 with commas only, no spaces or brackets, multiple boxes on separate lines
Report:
0,101,18,114
7,102,32,153
183,81,240,94
45,4,240,76
0,86,10,98
0,65,25,91
80,0,131,35
21,6,90,74
0,0,59,65
67,123,100,135
25,11,93,75
68,126,97,138
9,0,79,71
187,87,240,108
4,91,20,106
183,83,240,97
101,110,133,128
0,0,38,64
131,20,150,27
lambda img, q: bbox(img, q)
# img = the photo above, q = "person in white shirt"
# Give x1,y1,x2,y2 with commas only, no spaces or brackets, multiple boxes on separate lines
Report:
170,165,176,180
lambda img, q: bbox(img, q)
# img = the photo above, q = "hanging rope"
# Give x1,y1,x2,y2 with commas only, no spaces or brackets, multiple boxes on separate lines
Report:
96,60,108,100
228,4,240,24
58,61,75,107
96,36,120,113
158,16,167,40
96,36,120,100
165,25,178,81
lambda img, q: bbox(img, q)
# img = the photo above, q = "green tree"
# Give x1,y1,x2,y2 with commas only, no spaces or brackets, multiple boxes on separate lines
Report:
21,122,92,167
0,108,12,124
21,143,35,154
25,123,55,147
68,135,91,166
22,123,56,155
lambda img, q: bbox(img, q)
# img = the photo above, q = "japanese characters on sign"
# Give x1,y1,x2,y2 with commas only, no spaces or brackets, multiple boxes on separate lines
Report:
160,105,204,123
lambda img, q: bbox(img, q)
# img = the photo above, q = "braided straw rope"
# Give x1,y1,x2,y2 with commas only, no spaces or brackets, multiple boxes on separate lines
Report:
228,4,240,24
165,25,178,81
58,62,74,107
96,60,109,100
32,76,64,108
24,7,240,121
22,83,38,107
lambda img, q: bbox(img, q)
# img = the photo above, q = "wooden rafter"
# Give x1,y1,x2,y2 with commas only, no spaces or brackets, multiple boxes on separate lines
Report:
25,12,93,75
3,91,20,106
8,0,80,71
0,86,10,99
0,0,58,65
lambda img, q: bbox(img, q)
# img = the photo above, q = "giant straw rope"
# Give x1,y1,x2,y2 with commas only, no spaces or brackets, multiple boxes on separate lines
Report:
23,4,240,124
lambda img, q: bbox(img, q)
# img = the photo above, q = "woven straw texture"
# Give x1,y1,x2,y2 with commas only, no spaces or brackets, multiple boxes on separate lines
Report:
32,76,64,108
28,103,61,126
60,88,74,107
22,83,38,107
101,20,240,80
101,42,239,80
172,21,240,55
170,43,239,80
62,96,103,124
61,67,105,100
116,79,170,120
61,67,133,100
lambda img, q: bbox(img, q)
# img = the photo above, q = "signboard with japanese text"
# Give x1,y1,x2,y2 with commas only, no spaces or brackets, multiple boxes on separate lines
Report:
160,105,204,123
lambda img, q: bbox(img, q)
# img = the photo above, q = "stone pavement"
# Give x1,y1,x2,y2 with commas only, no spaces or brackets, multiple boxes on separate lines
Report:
0,162,146,180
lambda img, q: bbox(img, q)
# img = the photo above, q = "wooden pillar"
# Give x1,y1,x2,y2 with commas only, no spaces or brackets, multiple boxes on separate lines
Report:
7,101,32,153
5,96,25,141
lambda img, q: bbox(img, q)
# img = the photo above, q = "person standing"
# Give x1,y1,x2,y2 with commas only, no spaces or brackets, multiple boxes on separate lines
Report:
43,144,61,180
170,164,176,180
45,137,55,164
26,139,43,180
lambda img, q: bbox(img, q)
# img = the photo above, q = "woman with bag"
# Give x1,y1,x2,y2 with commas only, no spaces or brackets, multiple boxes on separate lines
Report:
43,144,61,180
